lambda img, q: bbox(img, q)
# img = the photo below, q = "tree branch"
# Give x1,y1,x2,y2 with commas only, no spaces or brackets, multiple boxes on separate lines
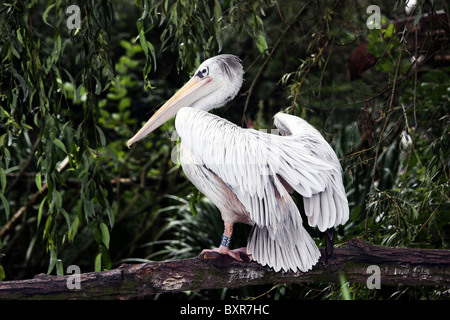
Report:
0,239,449,300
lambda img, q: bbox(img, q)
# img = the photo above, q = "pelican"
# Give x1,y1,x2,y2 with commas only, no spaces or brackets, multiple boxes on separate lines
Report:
127,54,349,272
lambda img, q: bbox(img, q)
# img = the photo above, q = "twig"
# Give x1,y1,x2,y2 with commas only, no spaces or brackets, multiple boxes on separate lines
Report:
0,156,69,239
5,138,40,195
366,46,404,233
409,194,445,245
241,1,310,126
370,47,404,187
288,43,328,113
275,0,288,25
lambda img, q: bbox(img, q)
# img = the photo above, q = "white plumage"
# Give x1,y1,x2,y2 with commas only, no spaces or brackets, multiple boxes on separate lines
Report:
127,54,349,272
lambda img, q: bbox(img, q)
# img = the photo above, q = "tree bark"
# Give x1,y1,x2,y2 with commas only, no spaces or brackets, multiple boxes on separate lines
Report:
0,239,449,300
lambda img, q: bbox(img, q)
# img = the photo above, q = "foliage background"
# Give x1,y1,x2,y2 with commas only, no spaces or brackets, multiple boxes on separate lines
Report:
0,0,449,299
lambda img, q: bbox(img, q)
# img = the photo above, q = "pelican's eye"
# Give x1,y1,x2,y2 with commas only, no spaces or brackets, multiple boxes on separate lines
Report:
196,67,209,79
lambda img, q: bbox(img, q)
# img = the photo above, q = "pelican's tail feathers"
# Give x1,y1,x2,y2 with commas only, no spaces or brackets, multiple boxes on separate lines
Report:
247,224,320,273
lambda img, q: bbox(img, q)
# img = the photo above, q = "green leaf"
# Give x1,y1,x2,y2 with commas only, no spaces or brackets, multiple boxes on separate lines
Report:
119,39,132,51
104,146,118,171
339,273,351,300
99,245,111,270
100,222,110,249
0,193,10,220
96,125,106,146
94,253,102,272
0,167,6,193
83,199,95,217
383,24,394,38
53,138,68,154
93,75,102,95
12,68,28,100
53,190,62,211
189,189,200,217
214,0,222,22
43,215,53,240
47,246,57,274
255,34,268,53
56,259,64,276
0,265,5,281
35,172,42,191
16,28,23,45
10,42,20,59
147,41,157,71
68,216,79,243
42,3,56,27
37,195,48,227
136,20,148,57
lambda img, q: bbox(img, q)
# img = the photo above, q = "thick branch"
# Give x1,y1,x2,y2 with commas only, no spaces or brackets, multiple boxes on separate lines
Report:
0,239,449,300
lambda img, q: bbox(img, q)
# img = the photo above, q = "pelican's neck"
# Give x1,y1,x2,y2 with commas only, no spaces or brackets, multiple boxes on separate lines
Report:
188,85,233,112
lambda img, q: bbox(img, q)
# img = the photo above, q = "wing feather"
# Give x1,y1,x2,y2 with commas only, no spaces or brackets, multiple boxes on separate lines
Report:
274,112,349,231
175,108,348,272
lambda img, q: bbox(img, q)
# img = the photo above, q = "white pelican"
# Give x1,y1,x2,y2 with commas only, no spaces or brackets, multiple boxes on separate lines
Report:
127,54,349,272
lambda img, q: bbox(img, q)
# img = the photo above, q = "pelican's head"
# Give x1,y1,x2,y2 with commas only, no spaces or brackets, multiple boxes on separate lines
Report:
127,54,244,148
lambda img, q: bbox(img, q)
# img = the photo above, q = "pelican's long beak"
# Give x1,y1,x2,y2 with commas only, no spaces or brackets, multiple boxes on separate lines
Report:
127,75,212,148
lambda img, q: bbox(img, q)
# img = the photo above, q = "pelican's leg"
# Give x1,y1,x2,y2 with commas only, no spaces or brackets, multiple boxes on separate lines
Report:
201,222,248,262
324,227,335,265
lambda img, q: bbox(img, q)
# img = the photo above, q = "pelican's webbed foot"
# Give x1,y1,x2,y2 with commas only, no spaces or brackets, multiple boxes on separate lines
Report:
201,246,248,262
200,222,251,262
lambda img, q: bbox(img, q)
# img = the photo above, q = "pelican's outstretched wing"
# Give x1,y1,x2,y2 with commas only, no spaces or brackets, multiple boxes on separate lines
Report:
274,112,349,231
176,108,348,272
